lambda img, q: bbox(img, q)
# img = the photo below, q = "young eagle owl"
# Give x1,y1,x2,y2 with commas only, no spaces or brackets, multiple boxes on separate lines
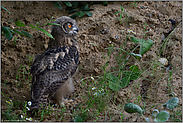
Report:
30,16,79,109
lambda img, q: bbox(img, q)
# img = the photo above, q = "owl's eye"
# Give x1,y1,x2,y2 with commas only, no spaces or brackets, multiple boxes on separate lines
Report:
68,23,72,28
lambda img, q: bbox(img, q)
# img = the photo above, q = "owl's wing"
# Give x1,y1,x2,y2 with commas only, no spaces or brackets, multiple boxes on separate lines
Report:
31,46,79,101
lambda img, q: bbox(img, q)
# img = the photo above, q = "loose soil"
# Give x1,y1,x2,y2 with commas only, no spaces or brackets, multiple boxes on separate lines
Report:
1,1,182,122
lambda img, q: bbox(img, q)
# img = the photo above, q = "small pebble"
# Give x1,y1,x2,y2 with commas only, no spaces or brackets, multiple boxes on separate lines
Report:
161,34,165,40
140,6,147,9
158,58,168,66
100,28,109,34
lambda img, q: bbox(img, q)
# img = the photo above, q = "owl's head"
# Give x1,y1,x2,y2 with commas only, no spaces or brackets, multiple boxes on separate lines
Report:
51,16,79,38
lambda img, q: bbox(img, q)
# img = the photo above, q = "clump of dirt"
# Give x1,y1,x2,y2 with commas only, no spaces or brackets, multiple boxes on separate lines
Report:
1,1,182,122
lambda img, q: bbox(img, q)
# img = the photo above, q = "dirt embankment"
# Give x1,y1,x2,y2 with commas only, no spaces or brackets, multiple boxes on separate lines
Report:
1,1,182,122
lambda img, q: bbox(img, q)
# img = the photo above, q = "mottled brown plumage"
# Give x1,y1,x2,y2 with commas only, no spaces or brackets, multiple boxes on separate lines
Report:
30,16,79,109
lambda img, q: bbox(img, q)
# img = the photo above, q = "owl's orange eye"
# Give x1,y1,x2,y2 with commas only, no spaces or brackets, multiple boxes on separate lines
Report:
68,23,72,28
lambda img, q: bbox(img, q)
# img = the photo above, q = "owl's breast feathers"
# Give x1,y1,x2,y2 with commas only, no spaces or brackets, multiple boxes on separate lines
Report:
30,45,79,101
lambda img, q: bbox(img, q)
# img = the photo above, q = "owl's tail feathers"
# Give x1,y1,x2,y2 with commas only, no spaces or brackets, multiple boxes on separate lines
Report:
30,94,48,110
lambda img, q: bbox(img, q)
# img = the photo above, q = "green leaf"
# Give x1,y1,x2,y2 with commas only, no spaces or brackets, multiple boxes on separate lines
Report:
83,11,92,17
130,36,153,55
130,36,140,43
54,2,62,10
120,6,124,11
102,1,108,6
15,20,26,27
79,4,90,11
115,11,120,15
46,23,61,26
9,29,15,34
74,115,83,122
107,72,131,91
131,72,140,81
123,65,140,81
2,26,13,40
163,97,179,110
120,76,130,88
36,22,39,27
152,109,159,118
76,11,85,17
14,29,24,35
1,6,10,14
49,16,54,21
70,14,78,19
107,74,121,91
154,111,169,122
124,103,143,115
129,65,139,72
22,30,33,39
72,2,78,8
140,39,153,55
39,28,54,39
64,2,72,7
68,9,77,14
130,53,142,59
1,91,5,96
29,24,37,28
89,43,98,47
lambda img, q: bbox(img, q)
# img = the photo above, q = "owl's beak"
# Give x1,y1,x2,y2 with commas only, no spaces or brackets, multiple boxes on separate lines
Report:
73,26,79,33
